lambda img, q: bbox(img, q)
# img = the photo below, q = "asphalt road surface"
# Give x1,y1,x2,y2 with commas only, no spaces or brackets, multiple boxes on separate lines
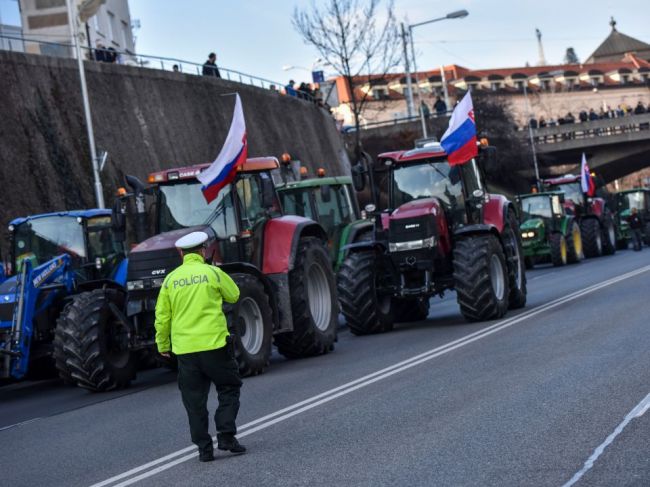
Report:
1,249,649,486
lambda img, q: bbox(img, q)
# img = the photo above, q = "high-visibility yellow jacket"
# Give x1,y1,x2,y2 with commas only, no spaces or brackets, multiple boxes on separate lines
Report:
154,253,240,355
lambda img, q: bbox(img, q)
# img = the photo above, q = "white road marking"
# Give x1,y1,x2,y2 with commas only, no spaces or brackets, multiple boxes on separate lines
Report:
0,417,42,432
562,391,650,487
91,265,650,487
528,270,557,281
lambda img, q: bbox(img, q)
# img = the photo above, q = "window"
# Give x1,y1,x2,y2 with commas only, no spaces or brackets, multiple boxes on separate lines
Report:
490,82,502,91
158,182,227,232
515,81,524,91
121,20,129,48
521,196,552,219
235,173,280,231
542,79,551,91
107,11,116,44
590,77,599,87
391,161,464,210
621,75,629,85
279,190,314,220
373,88,387,99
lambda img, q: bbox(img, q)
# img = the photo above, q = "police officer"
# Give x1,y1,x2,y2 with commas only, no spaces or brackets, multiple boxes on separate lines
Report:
154,231,246,462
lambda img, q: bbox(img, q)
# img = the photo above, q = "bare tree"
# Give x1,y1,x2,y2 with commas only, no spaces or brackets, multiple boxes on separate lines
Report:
293,0,401,155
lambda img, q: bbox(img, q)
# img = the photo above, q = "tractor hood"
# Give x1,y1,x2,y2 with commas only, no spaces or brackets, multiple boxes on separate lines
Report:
130,226,211,254
520,218,545,231
390,198,442,220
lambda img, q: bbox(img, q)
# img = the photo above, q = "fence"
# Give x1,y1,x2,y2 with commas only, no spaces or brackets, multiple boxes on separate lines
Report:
0,33,317,103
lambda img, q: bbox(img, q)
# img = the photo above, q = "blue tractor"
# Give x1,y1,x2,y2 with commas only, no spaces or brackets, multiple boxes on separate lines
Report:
0,210,126,382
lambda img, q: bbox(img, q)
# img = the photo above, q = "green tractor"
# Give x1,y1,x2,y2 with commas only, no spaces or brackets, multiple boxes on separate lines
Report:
276,174,372,269
615,188,650,248
517,192,584,268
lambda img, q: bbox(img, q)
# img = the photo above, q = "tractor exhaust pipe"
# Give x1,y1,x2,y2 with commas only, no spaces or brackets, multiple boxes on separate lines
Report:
125,175,148,244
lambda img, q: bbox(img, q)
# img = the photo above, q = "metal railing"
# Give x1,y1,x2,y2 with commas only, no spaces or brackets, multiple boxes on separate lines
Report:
0,33,317,103
530,113,650,145
347,110,452,132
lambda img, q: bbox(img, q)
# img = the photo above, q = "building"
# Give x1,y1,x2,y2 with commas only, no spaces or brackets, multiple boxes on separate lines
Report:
18,0,134,59
330,19,650,128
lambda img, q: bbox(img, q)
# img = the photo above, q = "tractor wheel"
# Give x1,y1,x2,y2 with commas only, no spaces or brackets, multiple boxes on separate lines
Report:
53,301,76,385
602,217,617,255
338,251,394,335
580,218,603,258
504,210,527,310
275,237,338,358
225,273,273,376
453,234,509,322
550,233,568,267
55,289,137,392
616,238,628,250
566,221,584,264
393,297,430,323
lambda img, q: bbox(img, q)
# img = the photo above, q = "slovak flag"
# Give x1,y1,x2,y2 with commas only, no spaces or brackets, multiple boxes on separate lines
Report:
580,152,596,197
197,94,248,203
440,91,478,165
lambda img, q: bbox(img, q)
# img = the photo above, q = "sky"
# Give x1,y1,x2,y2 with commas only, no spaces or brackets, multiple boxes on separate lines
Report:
2,0,649,83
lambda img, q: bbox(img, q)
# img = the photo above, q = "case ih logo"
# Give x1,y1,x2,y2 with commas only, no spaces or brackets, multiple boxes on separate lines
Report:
151,269,166,276
405,224,420,229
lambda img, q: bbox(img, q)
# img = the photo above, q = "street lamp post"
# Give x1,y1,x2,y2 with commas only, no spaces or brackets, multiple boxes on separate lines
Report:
403,9,469,137
66,0,105,208
523,83,541,189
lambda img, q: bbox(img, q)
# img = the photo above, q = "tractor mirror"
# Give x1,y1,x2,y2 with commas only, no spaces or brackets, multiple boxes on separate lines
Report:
351,163,366,192
260,174,276,209
320,184,332,203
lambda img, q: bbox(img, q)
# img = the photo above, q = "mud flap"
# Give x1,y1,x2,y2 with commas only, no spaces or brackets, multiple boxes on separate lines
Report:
267,273,293,333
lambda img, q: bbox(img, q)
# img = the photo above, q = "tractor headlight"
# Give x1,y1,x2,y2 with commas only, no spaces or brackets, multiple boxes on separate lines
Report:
127,280,144,291
389,236,436,252
151,278,165,288
521,231,536,239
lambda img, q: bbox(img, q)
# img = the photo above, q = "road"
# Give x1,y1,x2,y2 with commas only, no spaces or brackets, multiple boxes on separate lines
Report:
1,249,649,486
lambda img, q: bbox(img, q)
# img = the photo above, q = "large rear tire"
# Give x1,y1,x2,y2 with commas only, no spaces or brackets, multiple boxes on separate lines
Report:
55,289,137,392
566,221,584,264
504,210,527,309
602,217,617,255
275,237,338,358
53,301,76,385
338,251,394,335
550,233,568,267
393,297,429,323
453,235,509,322
225,273,273,376
581,218,603,258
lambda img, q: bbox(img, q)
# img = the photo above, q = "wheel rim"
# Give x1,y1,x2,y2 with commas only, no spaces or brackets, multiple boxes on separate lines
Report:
510,230,523,289
608,223,616,247
572,224,583,258
306,262,332,331
596,231,602,252
489,254,506,301
560,237,567,263
238,297,264,355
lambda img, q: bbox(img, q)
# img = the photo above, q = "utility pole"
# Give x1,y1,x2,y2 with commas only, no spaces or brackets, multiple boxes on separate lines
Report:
408,26,428,137
523,83,541,188
400,22,414,118
66,0,105,208
440,65,451,114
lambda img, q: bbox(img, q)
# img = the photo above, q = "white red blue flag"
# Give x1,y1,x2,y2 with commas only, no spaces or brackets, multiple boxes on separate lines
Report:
580,152,595,196
440,91,478,165
197,94,248,203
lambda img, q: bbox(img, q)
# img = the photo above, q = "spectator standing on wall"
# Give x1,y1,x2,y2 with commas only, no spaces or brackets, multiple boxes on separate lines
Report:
539,117,547,128
589,108,599,121
433,96,447,116
285,80,296,96
579,110,588,123
202,53,221,78
565,112,575,124
420,101,430,120
529,117,538,129
634,101,646,115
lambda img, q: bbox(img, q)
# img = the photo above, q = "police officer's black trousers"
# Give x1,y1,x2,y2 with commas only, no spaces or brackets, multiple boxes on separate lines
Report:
176,346,242,453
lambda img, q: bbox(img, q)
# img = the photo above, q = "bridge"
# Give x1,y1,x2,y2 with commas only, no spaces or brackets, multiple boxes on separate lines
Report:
531,113,650,182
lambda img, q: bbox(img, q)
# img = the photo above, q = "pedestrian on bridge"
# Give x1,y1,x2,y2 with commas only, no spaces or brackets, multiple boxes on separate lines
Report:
154,231,246,462
202,52,222,78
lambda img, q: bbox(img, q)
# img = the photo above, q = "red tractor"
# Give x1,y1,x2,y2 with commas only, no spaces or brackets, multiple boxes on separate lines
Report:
542,175,617,258
338,142,527,334
57,157,338,390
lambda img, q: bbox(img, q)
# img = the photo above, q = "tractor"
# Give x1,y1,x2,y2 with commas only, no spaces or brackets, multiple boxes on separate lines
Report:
0,210,126,382
615,188,650,247
56,157,339,391
276,172,371,269
517,192,584,268
337,141,527,334
542,175,617,258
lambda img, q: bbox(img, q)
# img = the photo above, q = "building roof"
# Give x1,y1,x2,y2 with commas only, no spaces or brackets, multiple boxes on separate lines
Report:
587,18,650,63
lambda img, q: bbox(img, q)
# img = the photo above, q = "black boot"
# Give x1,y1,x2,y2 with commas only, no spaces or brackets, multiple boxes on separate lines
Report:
217,433,247,454
199,447,214,462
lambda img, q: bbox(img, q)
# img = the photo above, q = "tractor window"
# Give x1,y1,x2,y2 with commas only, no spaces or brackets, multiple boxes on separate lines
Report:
391,161,464,213
279,189,315,219
236,173,280,231
521,196,552,219
13,216,85,271
619,192,645,212
336,185,354,223
87,216,123,277
553,183,583,207
158,181,222,232
314,185,344,233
